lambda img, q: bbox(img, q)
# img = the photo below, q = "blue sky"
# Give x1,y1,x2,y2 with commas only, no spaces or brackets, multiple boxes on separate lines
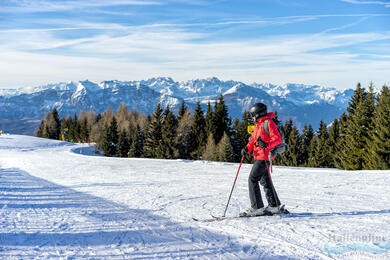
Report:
0,0,389,90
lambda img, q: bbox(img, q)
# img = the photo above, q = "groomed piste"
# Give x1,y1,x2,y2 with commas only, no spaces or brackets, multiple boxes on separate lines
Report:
1,134,389,259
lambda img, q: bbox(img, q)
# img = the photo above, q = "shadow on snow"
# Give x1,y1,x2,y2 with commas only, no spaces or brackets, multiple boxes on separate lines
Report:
0,167,244,258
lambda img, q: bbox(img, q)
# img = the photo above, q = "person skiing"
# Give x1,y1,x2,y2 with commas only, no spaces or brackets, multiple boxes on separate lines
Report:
240,103,282,217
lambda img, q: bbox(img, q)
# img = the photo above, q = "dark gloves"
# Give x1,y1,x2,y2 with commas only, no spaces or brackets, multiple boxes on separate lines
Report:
257,138,268,148
241,147,248,156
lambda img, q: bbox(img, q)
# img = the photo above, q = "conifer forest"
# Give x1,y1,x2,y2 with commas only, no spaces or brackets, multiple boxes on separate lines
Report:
36,83,390,170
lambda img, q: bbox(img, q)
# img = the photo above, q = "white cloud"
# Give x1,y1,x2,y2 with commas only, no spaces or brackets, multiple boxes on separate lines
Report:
1,22,389,90
213,14,385,26
341,0,390,7
0,6,389,91
0,0,162,13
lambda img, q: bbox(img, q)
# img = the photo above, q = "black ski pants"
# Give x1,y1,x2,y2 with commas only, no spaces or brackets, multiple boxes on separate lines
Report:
248,160,280,209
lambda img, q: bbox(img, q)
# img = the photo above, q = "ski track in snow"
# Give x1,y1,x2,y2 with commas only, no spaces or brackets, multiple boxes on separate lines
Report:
1,134,390,259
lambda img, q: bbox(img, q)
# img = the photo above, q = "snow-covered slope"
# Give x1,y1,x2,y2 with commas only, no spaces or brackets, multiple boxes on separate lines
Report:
1,134,389,259
0,78,354,134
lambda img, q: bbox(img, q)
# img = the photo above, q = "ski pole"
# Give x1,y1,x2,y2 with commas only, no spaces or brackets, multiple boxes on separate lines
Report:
268,152,273,175
264,148,280,207
223,156,244,217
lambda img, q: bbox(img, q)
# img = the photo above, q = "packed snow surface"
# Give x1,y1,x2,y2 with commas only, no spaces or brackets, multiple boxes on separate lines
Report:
1,134,390,259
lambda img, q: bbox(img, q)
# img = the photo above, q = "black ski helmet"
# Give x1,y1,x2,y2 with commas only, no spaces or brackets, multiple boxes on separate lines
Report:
249,103,267,119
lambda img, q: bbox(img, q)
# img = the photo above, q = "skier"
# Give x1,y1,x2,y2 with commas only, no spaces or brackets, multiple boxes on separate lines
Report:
240,103,282,217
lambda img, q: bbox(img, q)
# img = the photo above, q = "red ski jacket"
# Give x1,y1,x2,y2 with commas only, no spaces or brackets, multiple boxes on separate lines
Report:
246,112,282,161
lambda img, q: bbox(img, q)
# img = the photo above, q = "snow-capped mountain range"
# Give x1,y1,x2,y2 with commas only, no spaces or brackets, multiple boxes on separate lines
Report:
0,77,354,134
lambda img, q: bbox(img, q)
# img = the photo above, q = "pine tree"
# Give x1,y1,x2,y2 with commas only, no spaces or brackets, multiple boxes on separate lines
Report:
328,119,340,168
286,125,301,166
213,95,230,144
102,117,118,157
174,110,192,159
334,112,348,169
36,120,45,138
78,110,87,140
367,85,390,169
348,111,370,169
347,83,365,115
80,118,89,142
128,124,143,157
235,111,251,148
362,84,376,169
299,124,314,166
116,130,129,157
307,134,318,167
190,102,206,160
36,111,61,140
144,104,164,158
178,100,187,121
231,116,249,162
205,101,215,139
102,124,113,156
313,120,331,167
86,110,97,134
232,111,253,163
116,103,130,134
69,113,80,142
52,108,61,140
276,119,293,165
162,106,177,159
231,119,240,161
340,84,373,170
104,106,115,127
283,118,293,142
90,115,105,152
110,117,119,146
202,133,217,161
216,132,234,162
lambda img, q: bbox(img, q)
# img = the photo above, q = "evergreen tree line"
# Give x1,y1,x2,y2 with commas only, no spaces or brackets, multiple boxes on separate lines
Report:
273,83,390,170
36,84,390,170
36,95,242,162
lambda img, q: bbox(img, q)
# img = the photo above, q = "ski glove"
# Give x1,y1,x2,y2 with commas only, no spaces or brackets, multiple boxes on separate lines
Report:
241,147,248,156
257,138,268,148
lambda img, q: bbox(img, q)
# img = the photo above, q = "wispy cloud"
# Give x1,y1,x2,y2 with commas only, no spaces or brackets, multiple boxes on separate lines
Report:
0,1,388,90
213,13,389,28
341,0,390,7
316,17,369,34
0,0,162,13
1,20,389,89
3,13,386,34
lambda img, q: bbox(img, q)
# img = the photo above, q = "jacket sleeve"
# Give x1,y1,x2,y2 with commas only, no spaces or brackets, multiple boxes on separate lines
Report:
265,120,281,155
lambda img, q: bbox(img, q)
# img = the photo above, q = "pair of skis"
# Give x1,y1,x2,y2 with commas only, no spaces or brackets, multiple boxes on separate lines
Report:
196,152,287,223
192,205,289,222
